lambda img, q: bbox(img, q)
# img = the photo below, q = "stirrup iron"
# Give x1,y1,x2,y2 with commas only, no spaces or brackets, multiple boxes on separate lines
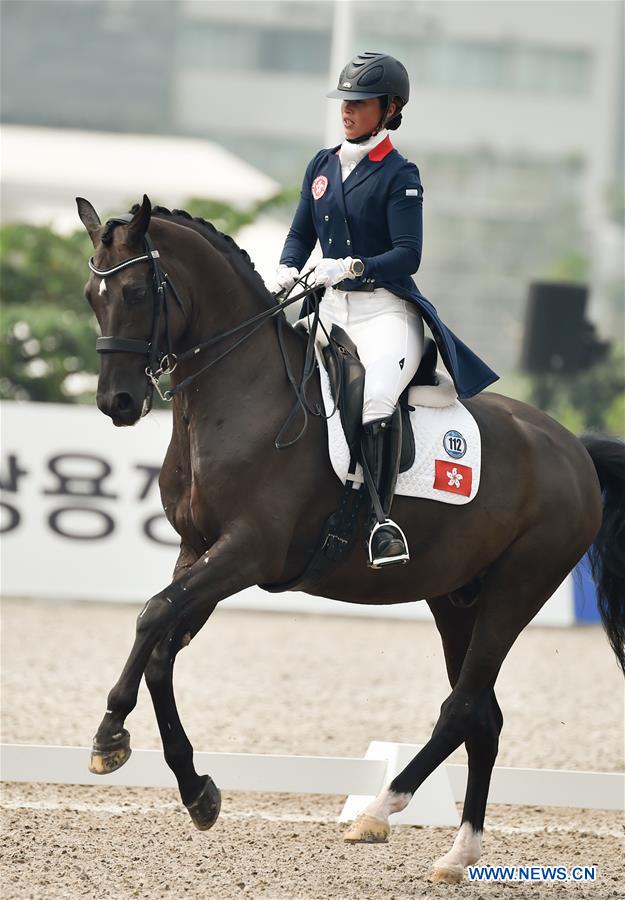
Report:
367,519,410,569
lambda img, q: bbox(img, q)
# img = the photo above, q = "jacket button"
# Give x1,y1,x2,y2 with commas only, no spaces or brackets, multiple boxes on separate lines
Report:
328,237,333,244
324,215,329,221
346,239,351,246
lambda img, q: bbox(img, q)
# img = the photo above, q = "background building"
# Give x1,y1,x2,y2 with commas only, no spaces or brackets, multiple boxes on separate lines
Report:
2,0,623,373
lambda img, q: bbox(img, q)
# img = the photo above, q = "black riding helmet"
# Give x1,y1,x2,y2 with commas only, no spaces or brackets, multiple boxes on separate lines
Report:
326,51,409,132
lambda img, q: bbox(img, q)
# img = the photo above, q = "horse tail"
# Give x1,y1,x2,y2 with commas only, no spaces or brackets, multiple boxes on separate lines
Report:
580,433,625,674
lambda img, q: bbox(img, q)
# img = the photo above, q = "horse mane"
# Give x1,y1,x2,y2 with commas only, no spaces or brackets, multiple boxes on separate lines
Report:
121,204,278,311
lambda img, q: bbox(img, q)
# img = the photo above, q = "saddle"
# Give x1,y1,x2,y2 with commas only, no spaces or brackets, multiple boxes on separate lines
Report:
259,325,460,594
322,325,440,473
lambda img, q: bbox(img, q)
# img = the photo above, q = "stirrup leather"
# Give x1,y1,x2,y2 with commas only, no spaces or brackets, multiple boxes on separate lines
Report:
367,519,410,569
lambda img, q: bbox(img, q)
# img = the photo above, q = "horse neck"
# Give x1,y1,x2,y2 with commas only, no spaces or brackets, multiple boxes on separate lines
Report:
170,246,305,421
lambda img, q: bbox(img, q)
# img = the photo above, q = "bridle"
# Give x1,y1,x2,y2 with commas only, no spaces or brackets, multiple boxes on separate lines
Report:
87,217,335,448
88,215,183,401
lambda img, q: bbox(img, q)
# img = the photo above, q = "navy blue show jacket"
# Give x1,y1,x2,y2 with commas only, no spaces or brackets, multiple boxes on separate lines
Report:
280,136,498,399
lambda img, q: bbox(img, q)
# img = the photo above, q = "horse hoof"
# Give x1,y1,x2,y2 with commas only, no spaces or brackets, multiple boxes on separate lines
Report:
185,775,222,831
88,729,132,774
343,814,390,843
431,863,464,883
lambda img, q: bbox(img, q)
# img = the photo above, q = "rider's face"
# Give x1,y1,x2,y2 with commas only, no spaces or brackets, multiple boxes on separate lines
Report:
341,97,396,140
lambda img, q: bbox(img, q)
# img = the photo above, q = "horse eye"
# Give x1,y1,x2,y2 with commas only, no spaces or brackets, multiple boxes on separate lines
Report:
122,286,147,304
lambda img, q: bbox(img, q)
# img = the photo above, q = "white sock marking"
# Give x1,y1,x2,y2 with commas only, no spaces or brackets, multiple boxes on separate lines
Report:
361,787,412,823
434,821,483,870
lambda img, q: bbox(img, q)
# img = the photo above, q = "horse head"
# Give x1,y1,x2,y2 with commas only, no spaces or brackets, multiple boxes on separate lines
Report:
77,195,189,426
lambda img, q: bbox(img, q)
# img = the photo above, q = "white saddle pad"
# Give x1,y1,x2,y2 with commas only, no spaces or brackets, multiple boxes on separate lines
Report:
315,344,481,505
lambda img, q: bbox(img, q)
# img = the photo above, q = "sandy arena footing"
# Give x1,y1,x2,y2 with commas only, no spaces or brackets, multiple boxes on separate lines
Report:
2,598,623,898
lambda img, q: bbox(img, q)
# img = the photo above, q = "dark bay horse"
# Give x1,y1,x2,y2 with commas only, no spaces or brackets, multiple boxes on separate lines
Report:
77,195,625,883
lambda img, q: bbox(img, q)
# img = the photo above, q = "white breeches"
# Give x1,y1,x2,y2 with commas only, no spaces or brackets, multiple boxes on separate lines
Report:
315,287,424,425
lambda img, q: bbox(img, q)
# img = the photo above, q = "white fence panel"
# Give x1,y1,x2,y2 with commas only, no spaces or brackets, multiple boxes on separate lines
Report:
2,743,622,823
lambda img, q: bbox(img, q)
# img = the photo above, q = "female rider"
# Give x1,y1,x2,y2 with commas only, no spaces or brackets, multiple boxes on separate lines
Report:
270,52,498,569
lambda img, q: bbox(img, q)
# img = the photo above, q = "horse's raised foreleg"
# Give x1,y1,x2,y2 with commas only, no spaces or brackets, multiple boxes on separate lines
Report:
144,608,220,829
89,528,260,790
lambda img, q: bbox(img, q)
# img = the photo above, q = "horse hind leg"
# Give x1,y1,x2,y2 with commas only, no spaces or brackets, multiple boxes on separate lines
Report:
345,523,579,881
411,531,576,882
344,684,502,860
344,598,477,845
431,690,503,883
144,607,221,830
429,597,504,884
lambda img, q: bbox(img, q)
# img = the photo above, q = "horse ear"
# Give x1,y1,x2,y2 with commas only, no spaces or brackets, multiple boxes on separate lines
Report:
126,194,152,246
76,197,101,248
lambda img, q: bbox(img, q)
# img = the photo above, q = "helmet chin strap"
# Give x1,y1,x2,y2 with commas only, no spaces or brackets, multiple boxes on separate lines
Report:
374,95,392,134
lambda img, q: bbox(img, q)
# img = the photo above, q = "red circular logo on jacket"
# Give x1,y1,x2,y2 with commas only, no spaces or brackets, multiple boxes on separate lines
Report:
311,176,328,200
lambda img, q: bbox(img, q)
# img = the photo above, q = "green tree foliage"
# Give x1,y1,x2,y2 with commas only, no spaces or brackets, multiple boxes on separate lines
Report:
184,188,299,234
1,224,97,402
1,222,92,312
2,305,98,403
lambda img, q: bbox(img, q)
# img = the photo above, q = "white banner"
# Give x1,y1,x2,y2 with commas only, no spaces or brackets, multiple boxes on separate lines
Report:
1,400,178,601
0,401,573,625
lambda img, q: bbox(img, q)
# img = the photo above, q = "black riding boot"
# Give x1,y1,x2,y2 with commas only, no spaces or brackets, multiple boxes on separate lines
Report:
361,409,409,568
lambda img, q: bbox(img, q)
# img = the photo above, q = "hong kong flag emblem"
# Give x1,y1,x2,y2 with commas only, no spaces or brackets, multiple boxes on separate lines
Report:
433,459,472,497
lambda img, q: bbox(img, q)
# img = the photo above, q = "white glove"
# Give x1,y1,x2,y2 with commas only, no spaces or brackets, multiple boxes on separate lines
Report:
311,257,353,288
267,264,299,295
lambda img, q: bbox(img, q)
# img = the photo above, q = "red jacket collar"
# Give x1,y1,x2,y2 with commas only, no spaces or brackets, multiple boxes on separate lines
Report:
368,135,393,162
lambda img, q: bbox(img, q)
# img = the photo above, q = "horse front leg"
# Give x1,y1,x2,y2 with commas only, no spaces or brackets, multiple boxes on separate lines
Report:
143,606,222,829
88,528,260,794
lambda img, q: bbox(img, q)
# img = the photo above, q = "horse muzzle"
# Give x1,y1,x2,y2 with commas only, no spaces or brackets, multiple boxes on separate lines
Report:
97,389,145,427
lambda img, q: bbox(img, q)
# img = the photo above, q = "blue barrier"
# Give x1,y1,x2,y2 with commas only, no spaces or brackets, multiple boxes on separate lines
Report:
573,554,601,623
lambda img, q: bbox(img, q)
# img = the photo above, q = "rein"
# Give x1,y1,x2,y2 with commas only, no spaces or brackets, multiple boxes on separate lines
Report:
88,225,334,448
